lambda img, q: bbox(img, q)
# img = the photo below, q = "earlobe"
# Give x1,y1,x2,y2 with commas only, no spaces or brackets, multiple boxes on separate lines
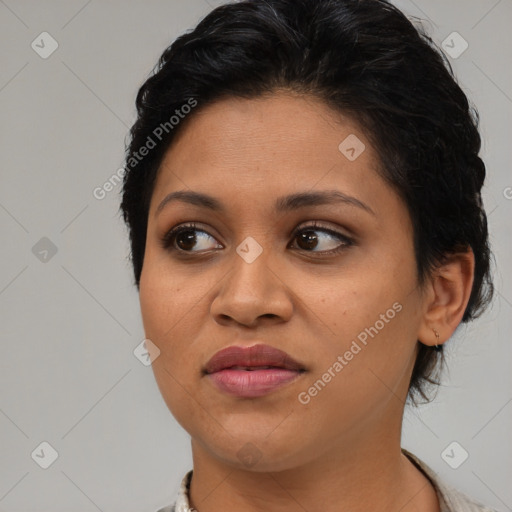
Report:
417,248,475,347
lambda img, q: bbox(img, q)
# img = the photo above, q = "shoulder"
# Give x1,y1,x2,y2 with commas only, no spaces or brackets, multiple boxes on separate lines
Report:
154,469,193,512
402,448,499,512
435,478,499,512
441,486,499,512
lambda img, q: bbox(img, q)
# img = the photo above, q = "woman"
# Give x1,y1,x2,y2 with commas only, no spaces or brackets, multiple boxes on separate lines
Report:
120,0,497,510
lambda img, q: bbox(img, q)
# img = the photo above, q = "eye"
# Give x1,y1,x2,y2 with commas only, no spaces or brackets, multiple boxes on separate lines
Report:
289,222,353,255
160,222,222,253
160,221,354,256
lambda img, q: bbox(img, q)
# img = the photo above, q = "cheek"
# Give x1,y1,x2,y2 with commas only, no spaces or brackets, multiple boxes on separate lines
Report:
139,269,203,422
139,255,199,337
293,264,419,396
138,259,220,385
139,271,193,377
297,273,400,343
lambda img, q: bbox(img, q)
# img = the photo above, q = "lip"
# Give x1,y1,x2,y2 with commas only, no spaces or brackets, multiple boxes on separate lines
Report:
204,344,306,398
204,344,305,374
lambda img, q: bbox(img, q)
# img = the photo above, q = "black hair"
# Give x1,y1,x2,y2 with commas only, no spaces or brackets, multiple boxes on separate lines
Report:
120,0,494,405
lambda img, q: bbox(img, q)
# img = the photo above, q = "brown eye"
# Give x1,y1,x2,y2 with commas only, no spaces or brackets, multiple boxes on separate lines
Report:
175,229,198,251
160,222,353,256
291,224,353,254
296,230,320,250
161,223,222,252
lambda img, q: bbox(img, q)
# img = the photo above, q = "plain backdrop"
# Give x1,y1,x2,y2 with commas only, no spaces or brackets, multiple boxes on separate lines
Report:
0,1,510,511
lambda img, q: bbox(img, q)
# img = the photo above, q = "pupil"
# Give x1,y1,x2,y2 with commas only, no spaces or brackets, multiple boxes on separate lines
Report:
177,231,196,250
298,231,317,250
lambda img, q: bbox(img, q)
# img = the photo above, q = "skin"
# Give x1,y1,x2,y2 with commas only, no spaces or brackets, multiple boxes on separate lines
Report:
139,91,475,512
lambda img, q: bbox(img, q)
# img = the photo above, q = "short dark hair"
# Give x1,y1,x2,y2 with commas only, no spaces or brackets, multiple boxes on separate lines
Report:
120,0,494,405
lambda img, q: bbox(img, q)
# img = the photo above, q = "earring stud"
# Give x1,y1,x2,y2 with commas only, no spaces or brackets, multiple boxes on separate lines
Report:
432,328,442,351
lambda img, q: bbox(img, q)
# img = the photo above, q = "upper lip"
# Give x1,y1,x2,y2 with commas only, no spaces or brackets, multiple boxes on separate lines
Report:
204,344,306,374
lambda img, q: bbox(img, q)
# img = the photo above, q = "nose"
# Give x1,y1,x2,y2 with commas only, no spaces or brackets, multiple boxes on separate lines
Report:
210,246,294,328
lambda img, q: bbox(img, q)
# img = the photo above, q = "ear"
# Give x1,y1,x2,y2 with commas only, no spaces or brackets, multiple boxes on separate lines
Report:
417,248,475,347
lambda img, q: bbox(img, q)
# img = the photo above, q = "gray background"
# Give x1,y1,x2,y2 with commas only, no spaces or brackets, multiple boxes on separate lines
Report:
0,1,510,511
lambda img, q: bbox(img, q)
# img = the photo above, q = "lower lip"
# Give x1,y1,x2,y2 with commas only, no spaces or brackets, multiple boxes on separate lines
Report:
206,368,304,398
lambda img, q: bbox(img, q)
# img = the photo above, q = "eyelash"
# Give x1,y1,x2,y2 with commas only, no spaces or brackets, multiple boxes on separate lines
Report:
160,221,354,256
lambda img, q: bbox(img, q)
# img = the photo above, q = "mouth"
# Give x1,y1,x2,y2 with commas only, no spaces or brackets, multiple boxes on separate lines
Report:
203,343,306,374
221,365,305,371
206,367,305,398
203,344,307,398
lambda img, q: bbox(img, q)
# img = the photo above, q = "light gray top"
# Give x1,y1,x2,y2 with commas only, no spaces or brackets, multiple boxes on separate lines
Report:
156,448,498,512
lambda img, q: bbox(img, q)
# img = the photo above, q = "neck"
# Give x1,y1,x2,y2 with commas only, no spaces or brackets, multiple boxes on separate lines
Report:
187,416,439,512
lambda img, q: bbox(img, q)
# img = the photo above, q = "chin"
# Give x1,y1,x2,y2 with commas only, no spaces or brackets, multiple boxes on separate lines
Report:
198,430,312,473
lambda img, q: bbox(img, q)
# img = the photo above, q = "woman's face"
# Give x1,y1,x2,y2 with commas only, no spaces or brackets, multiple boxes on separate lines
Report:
139,92,428,471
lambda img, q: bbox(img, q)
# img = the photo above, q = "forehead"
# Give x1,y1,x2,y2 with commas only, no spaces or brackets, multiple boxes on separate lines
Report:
147,91,406,228
166,93,371,162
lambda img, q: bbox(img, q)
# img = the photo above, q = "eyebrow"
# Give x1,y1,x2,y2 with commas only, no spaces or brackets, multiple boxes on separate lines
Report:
155,189,375,217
